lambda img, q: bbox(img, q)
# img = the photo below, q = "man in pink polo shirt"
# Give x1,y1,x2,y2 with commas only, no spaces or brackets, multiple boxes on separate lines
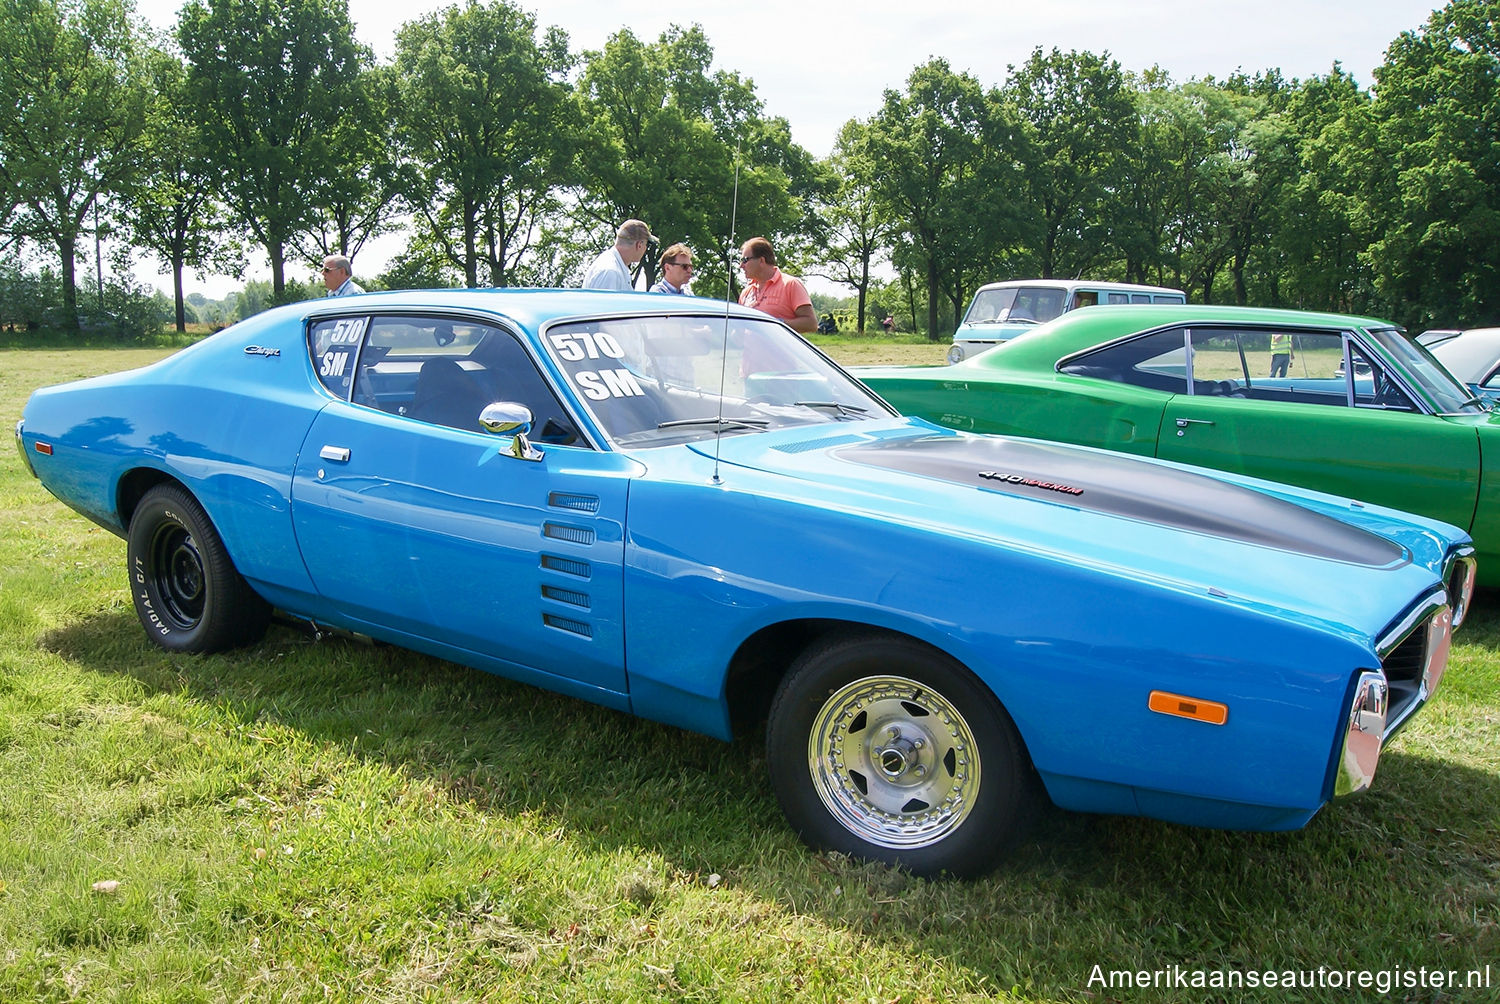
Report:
737,237,818,333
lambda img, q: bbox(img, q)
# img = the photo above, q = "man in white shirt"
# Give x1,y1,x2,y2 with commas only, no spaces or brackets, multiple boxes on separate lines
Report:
581,219,653,290
322,254,364,296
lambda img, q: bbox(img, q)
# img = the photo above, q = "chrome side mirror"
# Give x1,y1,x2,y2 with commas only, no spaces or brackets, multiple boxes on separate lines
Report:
479,402,543,461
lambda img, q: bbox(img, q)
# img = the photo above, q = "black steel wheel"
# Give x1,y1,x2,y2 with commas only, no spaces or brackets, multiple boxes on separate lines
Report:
767,632,1038,877
126,484,270,653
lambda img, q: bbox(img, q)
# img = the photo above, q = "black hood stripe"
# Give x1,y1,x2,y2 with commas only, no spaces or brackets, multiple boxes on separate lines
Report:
833,435,1408,568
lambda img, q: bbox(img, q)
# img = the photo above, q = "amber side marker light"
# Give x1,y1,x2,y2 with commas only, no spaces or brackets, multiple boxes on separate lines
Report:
1148,690,1228,725
35,442,53,456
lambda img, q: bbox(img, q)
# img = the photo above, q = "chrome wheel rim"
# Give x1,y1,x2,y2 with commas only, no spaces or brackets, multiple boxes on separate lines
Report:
807,674,981,849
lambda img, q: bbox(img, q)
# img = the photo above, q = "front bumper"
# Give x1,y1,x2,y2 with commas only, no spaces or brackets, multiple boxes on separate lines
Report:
15,419,35,478
1334,548,1474,797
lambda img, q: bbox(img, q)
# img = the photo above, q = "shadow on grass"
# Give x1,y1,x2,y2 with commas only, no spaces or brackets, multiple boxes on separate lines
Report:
42,606,1500,993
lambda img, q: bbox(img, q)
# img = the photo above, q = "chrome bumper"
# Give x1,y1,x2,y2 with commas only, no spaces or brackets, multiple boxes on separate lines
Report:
1335,579,1461,797
14,419,35,478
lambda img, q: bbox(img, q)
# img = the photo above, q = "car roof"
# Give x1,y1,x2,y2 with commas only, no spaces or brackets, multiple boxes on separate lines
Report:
1428,327,1500,379
971,278,1184,295
294,287,759,335
966,303,1400,369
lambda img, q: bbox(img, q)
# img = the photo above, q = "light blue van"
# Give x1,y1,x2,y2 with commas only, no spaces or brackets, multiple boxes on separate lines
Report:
947,279,1187,364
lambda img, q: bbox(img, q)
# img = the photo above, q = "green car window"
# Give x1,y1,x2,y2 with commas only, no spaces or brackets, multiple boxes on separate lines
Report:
1368,326,1487,415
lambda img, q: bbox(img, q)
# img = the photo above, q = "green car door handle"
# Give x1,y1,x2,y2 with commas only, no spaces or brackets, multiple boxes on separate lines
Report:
1174,417,1214,436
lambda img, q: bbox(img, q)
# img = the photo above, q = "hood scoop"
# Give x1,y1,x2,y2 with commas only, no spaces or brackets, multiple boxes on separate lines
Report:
833,434,1408,568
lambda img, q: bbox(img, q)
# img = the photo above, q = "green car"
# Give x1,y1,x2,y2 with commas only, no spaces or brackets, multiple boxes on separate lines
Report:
860,304,1500,584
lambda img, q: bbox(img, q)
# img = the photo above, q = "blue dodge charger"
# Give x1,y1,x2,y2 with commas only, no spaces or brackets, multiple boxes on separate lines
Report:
15,289,1476,876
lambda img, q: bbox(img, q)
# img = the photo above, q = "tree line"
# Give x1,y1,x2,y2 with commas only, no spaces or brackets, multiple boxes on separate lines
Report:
1,0,1497,338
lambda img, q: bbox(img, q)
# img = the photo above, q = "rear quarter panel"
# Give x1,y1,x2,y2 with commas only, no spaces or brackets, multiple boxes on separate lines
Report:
21,310,326,602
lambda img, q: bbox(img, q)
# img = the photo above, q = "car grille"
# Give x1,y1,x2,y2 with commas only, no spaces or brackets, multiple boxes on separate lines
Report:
1377,589,1453,741
1381,628,1428,724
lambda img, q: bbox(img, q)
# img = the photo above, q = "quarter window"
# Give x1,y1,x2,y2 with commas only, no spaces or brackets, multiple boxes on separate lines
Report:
308,316,370,400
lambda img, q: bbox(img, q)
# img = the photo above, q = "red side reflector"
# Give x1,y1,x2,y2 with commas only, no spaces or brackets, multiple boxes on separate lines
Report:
34,442,53,456
1149,690,1228,725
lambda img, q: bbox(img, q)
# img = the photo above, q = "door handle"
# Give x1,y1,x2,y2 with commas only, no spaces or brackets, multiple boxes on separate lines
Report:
1173,418,1214,437
319,445,351,462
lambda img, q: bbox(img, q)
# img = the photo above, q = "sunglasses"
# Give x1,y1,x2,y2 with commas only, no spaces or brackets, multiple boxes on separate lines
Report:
739,256,757,264
668,260,693,269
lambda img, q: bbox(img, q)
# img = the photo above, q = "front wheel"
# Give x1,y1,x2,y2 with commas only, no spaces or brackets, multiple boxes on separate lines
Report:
766,633,1039,878
126,484,271,653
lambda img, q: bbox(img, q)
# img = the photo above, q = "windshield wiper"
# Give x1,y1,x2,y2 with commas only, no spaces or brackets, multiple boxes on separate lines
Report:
656,416,770,431
793,401,873,419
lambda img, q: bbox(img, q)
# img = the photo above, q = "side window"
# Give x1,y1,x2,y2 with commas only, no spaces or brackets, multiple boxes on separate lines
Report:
1189,330,1248,394
1130,293,1151,304
342,315,583,443
1250,329,1355,407
308,316,370,400
1061,328,1189,392
1153,294,1186,304
1350,344,1416,411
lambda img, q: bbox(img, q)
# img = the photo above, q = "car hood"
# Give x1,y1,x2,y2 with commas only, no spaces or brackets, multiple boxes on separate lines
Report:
827,432,1402,565
685,422,1430,578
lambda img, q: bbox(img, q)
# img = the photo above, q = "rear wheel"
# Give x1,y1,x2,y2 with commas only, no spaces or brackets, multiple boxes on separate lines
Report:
126,484,270,653
767,632,1038,877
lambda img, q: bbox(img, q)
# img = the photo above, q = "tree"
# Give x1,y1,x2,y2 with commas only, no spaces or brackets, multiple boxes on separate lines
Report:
0,0,149,329
1004,47,1137,280
126,44,242,332
572,25,813,296
863,59,1021,339
302,62,405,267
1273,66,1382,313
177,0,369,298
809,120,890,333
1115,68,1211,287
1366,0,1500,328
392,1,574,288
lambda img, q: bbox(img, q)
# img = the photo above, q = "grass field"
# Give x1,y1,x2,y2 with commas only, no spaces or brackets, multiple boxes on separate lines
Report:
2,344,1497,1001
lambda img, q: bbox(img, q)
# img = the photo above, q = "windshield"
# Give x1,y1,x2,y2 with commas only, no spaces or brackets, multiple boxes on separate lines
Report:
542,314,894,446
964,286,1067,326
1367,326,1488,414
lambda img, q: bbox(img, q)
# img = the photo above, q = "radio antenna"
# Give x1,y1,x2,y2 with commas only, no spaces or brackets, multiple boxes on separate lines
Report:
712,136,742,486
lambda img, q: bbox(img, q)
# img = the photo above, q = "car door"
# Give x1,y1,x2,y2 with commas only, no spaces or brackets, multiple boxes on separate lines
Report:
1155,326,1481,532
291,314,638,698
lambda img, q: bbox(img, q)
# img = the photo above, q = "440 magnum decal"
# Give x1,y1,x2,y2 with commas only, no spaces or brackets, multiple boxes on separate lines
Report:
978,471,1084,496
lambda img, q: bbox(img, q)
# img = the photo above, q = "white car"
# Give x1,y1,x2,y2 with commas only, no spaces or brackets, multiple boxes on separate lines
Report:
1426,327,1500,404
947,279,1185,364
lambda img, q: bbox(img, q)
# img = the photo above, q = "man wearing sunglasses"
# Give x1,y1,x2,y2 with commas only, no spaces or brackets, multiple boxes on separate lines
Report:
650,244,695,294
321,254,364,297
737,237,816,333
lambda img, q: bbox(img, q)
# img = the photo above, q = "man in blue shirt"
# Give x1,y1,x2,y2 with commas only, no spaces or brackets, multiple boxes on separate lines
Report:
322,255,364,296
650,244,694,294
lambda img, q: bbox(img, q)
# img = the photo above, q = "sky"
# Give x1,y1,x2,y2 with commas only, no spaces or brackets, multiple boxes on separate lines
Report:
128,0,1444,298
